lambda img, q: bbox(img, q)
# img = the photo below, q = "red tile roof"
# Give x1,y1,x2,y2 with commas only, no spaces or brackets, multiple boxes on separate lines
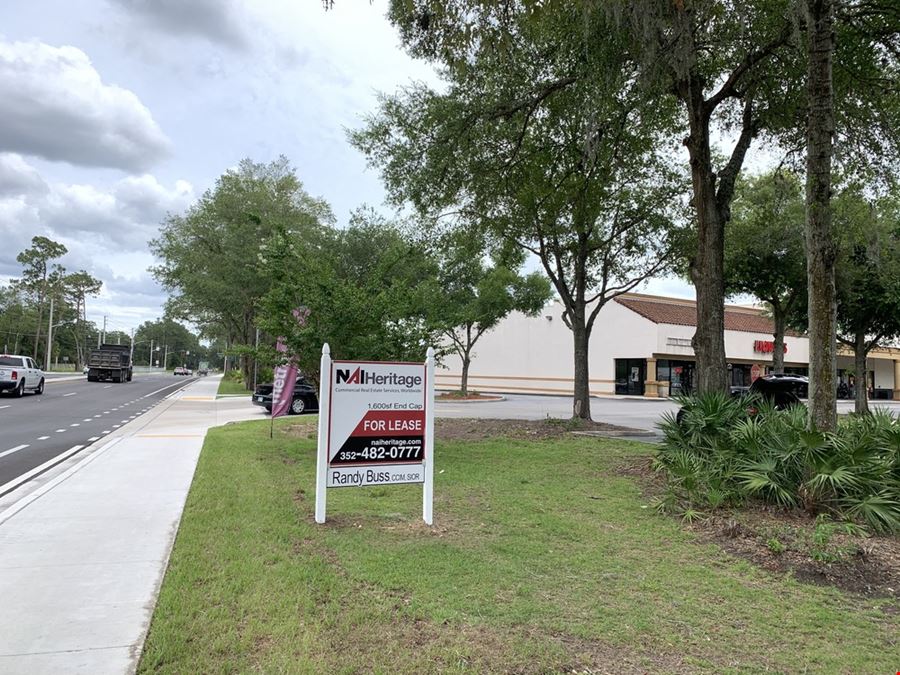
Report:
615,295,790,335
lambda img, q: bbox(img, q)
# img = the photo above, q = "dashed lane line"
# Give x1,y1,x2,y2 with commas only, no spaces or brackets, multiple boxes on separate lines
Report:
88,436,99,441
37,436,49,440
55,429,65,433
63,392,76,397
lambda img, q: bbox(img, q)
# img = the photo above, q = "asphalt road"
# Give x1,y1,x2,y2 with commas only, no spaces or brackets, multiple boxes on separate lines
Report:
0,374,198,495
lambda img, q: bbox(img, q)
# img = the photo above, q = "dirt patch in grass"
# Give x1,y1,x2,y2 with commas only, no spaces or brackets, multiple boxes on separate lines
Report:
279,423,316,439
695,509,900,598
616,456,900,598
435,416,639,441
437,391,504,401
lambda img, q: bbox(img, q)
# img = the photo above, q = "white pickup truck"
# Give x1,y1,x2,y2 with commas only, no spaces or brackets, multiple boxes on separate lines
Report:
0,354,45,397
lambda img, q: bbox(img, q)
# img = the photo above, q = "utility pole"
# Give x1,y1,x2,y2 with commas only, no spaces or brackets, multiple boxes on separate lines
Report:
45,296,54,372
101,315,108,345
253,328,260,389
163,344,169,372
149,339,154,367
129,328,135,365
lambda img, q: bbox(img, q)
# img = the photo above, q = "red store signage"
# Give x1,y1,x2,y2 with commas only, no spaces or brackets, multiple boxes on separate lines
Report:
754,340,787,354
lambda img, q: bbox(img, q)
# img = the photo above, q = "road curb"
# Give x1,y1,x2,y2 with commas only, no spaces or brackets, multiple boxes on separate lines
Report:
0,438,124,526
0,378,195,521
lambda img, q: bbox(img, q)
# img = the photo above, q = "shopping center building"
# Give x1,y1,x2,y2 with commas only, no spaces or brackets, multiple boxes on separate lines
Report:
436,292,900,399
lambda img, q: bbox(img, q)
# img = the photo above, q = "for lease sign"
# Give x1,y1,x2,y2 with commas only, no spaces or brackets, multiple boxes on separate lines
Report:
327,361,427,488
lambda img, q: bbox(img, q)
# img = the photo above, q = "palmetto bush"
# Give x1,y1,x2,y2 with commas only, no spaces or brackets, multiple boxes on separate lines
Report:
656,395,900,533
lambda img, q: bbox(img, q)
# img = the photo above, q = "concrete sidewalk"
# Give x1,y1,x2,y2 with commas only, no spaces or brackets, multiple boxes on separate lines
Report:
0,376,265,674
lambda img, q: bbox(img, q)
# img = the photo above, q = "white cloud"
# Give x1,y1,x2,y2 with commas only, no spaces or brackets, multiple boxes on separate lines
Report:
0,157,194,325
0,153,49,197
0,40,171,171
108,0,251,50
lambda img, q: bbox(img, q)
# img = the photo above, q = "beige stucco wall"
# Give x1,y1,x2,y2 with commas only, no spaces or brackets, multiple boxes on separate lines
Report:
436,296,899,397
436,299,658,395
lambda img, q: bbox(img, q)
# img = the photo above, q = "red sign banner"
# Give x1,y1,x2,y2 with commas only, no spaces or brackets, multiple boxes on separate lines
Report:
270,338,298,419
754,340,787,354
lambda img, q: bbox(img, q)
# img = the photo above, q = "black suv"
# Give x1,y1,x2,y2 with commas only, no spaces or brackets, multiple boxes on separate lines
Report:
677,373,808,424
742,373,809,410
252,378,319,415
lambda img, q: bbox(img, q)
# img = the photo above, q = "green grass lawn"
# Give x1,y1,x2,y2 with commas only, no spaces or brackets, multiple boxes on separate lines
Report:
216,377,251,397
139,418,898,674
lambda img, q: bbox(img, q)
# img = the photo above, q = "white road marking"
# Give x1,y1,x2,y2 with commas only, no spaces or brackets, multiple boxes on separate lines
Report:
88,436,99,441
103,385,112,389
0,444,85,497
103,411,110,414
101,430,110,434
0,405,9,410
70,423,80,427
143,380,191,398
55,429,65,433
113,424,120,428
37,436,49,440
94,415,101,418
63,392,76,397
111,408,118,411
0,444,29,459
83,418,92,422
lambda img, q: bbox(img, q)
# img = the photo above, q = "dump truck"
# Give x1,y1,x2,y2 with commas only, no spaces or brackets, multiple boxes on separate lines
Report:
87,344,133,383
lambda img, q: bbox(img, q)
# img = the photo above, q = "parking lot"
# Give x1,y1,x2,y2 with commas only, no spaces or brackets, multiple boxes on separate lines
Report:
435,393,681,431
435,393,900,433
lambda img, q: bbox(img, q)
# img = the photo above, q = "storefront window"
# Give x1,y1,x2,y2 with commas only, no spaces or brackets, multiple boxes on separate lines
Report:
729,364,752,388
656,359,694,395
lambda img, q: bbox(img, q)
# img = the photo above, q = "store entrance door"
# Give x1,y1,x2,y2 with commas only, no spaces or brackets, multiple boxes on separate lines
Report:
615,359,646,396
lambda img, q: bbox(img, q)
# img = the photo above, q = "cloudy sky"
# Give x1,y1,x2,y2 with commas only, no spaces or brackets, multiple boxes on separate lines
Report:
0,0,696,335
0,0,446,333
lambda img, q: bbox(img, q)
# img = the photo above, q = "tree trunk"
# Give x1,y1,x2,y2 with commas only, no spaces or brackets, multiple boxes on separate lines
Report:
805,0,838,431
853,331,869,415
772,311,786,374
685,105,728,394
571,309,592,420
460,353,470,396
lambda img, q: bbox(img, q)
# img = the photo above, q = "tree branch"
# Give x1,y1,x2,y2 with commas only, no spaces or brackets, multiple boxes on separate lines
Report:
705,22,792,112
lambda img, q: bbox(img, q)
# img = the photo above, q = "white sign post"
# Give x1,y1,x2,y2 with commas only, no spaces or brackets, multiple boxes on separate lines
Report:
314,345,434,525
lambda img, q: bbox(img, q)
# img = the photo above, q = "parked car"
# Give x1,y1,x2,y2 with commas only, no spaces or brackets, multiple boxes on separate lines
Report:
677,373,808,424
173,366,186,376
743,373,809,410
0,354,45,396
252,379,319,415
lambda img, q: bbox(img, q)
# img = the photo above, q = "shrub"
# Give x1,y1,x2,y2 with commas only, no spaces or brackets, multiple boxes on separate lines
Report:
656,396,900,533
